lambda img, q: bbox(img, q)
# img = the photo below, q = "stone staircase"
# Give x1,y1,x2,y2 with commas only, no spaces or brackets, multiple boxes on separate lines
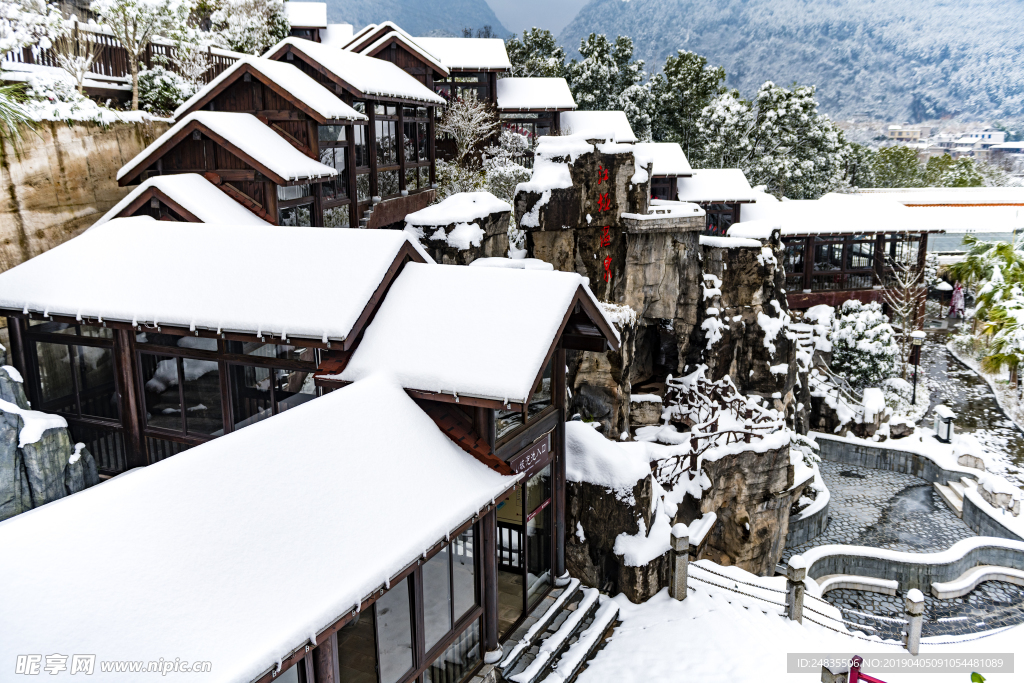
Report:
934,476,978,518
495,579,619,683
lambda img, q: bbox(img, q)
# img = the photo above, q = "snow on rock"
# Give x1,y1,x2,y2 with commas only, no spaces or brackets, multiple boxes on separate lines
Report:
428,223,484,250
0,398,68,447
685,512,717,545
566,420,651,496
756,311,785,354
727,220,778,240
613,507,673,567
0,375,515,683
469,257,553,270
698,235,762,249
861,387,886,422
2,365,23,383
599,301,637,328
405,191,511,227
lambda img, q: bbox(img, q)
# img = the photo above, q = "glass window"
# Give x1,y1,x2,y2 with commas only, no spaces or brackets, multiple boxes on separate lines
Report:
376,120,398,166
813,240,843,271
418,122,429,161
403,121,418,162
354,126,369,167
228,364,273,430
527,359,552,420
496,406,524,441
405,167,419,191
376,577,414,683
356,174,371,202
423,544,452,652
275,664,300,683
783,240,805,274
320,148,348,201
34,342,74,412
378,170,400,198
420,166,430,189
236,342,312,363
525,465,552,608
279,203,312,227
338,610,377,683
277,184,311,202
318,124,346,142
324,205,350,228
183,360,222,436
274,365,316,413
424,621,481,683
76,345,118,420
353,101,366,114
846,240,874,270
29,320,113,339
452,526,476,623
140,353,183,431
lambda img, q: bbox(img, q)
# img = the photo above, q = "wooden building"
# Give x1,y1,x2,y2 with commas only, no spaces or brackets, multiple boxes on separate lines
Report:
342,21,450,91
558,110,636,144
98,174,270,225
633,142,692,201
283,1,327,42
496,77,575,152
0,220,619,683
675,169,760,236
264,38,447,228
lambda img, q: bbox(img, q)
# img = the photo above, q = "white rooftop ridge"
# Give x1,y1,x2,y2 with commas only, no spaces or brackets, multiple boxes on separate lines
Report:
414,36,512,71
559,111,636,143
738,191,946,236
283,1,327,28
93,174,271,227
633,142,693,177
173,57,366,122
496,77,576,111
855,187,1024,205
0,220,431,342
336,262,615,403
117,111,338,183
0,375,516,683
267,37,446,105
675,168,758,203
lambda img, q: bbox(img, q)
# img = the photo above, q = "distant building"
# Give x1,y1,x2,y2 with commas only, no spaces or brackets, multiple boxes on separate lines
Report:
887,124,931,142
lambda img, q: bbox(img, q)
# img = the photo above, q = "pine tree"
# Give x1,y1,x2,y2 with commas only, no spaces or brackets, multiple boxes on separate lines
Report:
505,28,565,78
649,50,725,156
209,0,289,56
872,146,923,187
830,300,900,389
566,33,652,140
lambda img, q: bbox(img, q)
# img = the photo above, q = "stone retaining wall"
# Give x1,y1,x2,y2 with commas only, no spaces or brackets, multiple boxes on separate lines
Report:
786,497,830,547
815,434,976,484
963,493,1024,542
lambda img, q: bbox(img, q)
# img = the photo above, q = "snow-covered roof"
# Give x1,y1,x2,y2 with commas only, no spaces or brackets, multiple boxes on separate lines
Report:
738,191,943,236
675,169,758,203
414,37,512,71
342,22,378,48
992,142,1024,151
633,142,692,177
283,1,326,28
173,56,366,122
266,37,446,105
0,375,515,683
559,111,636,143
94,174,271,227
0,220,430,343
118,111,337,184
335,262,614,403
496,77,576,111
404,191,511,227
356,31,449,77
320,23,354,48
855,187,1024,206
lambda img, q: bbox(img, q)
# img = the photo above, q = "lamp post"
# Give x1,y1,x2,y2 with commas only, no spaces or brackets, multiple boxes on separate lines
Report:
910,330,926,405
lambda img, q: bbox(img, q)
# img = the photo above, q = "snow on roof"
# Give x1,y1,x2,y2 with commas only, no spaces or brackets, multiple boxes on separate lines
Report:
738,191,942,236
173,57,366,122
93,174,271,227
0,220,430,342
342,22,377,48
336,263,610,403
321,22,355,48
992,141,1024,151
414,37,512,71
283,1,326,28
0,375,515,683
675,169,757,203
855,187,1024,206
559,111,636,143
495,77,576,111
357,31,449,77
267,37,446,105
632,142,692,177
118,111,337,183
404,191,511,227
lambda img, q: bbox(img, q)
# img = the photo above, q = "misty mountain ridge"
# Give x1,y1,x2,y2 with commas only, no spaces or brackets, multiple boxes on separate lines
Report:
322,0,509,37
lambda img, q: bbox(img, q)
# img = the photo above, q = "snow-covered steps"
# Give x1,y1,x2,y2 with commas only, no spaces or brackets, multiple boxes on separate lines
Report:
935,476,978,518
931,564,1024,599
500,584,618,683
500,579,582,674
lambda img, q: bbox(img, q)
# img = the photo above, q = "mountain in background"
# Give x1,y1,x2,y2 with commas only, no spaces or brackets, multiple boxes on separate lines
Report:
322,0,510,37
558,0,1024,122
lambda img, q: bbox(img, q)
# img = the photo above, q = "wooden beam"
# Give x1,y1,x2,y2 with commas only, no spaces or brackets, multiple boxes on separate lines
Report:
114,328,146,469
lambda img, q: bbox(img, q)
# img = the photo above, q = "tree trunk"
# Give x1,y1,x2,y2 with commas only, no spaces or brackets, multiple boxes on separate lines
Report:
130,55,139,111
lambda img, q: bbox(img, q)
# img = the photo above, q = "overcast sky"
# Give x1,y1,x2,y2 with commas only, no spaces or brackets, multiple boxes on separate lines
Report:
484,0,591,36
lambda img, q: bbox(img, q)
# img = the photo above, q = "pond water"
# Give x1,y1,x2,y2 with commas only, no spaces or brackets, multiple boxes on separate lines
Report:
918,332,1024,487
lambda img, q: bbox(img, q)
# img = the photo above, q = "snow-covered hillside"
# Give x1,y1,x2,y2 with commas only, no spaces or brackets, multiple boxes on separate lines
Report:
557,0,1024,122
323,0,510,37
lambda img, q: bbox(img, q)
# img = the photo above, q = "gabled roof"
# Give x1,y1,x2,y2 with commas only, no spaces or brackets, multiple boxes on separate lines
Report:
320,22,354,48
117,111,337,186
737,191,943,236
174,57,366,123
675,168,758,203
334,262,619,405
94,174,271,227
341,21,378,49
559,110,636,143
283,1,326,28
0,220,431,346
415,36,512,71
496,77,576,111
0,375,515,683
855,187,1024,206
343,20,415,53
356,30,449,78
633,142,692,177
264,37,446,105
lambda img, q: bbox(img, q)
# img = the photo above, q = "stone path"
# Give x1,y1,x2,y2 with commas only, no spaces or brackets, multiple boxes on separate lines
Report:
782,461,976,561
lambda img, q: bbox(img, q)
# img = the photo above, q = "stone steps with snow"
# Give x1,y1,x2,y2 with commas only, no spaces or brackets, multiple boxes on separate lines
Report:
499,579,582,674
934,482,964,518
504,587,602,683
536,598,619,683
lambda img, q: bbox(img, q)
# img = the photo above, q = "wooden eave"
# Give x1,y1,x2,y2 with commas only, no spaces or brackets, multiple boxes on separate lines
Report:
118,186,201,222
783,228,947,238
652,172,693,178
417,399,512,475
447,67,512,74
266,44,444,107
177,62,358,125
364,34,448,79
695,199,757,204
117,119,324,187
498,107,576,113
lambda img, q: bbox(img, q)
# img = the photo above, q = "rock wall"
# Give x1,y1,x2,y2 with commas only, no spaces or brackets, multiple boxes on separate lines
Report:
406,208,511,265
0,119,169,274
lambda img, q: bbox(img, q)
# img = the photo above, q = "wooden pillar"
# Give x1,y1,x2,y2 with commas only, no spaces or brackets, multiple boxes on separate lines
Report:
873,233,886,286
803,236,814,291
312,632,340,683
428,106,436,186
347,123,358,227
114,328,146,469
6,316,27,381
398,105,406,193
367,103,379,199
553,346,567,579
481,507,499,655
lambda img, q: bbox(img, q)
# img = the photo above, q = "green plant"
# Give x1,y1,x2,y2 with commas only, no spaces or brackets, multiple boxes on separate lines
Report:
137,65,194,115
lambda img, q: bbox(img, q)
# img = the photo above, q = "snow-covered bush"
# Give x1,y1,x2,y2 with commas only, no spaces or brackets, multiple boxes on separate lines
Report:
791,433,820,468
437,92,498,167
209,0,289,56
137,65,194,115
434,160,486,202
0,0,64,57
483,129,531,257
830,300,899,389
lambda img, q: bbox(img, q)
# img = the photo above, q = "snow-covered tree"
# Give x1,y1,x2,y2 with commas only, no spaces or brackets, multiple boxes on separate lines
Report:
830,300,900,389
437,92,498,167
698,82,850,199
209,0,288,56
137,64,195,114
0,0,63,58
566,33,651,141
505,28,565,78
52,20,104,94
483,128,532,256
91,0,185,110
842,143,878,190
871,145,923,188
881,235,927,376
649,50,725,156
982,296,1024,384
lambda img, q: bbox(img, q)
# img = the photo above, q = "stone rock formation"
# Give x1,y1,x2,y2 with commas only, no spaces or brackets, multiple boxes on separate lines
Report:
401,191,512,265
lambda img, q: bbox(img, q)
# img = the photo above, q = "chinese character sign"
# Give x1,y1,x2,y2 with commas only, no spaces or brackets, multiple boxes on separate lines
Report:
595,165,614,286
